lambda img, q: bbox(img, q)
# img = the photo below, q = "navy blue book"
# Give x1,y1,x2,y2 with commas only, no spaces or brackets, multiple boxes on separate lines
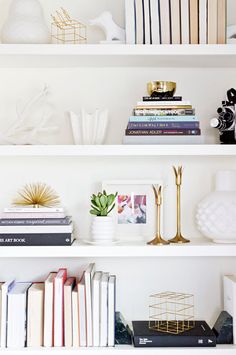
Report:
132,321,216,347
127,122,200,130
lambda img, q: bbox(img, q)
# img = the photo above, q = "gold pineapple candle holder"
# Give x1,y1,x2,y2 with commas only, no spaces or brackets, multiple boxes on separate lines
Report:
169,166,189,244
147,185,169,246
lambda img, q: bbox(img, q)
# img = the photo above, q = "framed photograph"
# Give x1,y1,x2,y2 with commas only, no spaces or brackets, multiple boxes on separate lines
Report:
102,180,163,241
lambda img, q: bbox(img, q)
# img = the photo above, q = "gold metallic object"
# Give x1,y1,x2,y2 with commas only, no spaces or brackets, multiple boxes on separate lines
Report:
149,291,195,334
147,185,169,245
147,81,176,97
51,8,87,44
169,166,190,243
13,183,60,208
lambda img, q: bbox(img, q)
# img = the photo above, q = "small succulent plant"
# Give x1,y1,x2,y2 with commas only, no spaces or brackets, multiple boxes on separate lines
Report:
90,191,117,217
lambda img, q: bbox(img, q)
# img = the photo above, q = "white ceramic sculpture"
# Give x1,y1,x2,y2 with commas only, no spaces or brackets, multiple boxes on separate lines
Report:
89,11,125,43
69,109,109,145
0,85,58,145
1,0,50,44
196,170,236,243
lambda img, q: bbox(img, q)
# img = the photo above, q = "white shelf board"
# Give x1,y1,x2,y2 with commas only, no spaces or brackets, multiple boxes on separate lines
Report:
1,239,236,258
0,145,235,157
0,44,236,67
1,345,235,354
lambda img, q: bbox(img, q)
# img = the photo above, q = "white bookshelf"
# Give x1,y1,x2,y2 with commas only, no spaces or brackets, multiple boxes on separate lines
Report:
0,44,236,68
0,2,236,354
1,345,236,354
0,145,235,156
1,240,236,258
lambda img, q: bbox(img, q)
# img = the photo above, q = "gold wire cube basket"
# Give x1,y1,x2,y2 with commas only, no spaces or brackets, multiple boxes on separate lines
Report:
149,292,195,335
51,8,87,44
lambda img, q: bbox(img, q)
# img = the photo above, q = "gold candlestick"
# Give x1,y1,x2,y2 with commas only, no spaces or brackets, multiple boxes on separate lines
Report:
169,166,190,244
147,185,169,245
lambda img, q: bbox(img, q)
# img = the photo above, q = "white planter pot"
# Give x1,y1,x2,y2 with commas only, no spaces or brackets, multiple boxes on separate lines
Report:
91,216,115,242
196,170,236,243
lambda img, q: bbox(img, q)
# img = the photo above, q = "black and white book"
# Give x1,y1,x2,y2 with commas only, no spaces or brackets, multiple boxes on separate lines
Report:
143,96,182,101
1,280,15,348
0,233,74,246
85,263,95,347
143,0,151,44
159,0,171,43
180,0,190,44
7,282,31,348
132,321,216,347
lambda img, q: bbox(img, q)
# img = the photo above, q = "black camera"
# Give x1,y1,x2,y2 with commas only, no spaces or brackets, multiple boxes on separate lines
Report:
210,88,236,144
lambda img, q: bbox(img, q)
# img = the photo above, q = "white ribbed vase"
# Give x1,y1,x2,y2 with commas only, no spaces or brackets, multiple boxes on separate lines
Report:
91,216,115,242
196,170,236,243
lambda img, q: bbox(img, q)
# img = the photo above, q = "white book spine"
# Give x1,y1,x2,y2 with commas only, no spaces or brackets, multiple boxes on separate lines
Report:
100,273,109,347
199,0,207,44
125,0,136,44
85,264,95,347
0,225,72,233
150,0,160,44
4,207,64,213
1,281,15,348
72,289,79,347
78,283,87,347
64,287,73,347
143,0,151,44
108,276,116,347
137,101,191,106
159,0,171,44
7,293,27,348
180,0,190,44
92,272,102,347
43,281,54,347
54,279,63,347
135,0,144,44
170,0,181,44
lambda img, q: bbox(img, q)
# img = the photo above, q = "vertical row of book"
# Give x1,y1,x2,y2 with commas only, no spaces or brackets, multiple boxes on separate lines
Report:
125,0,227,45
0,263,116,348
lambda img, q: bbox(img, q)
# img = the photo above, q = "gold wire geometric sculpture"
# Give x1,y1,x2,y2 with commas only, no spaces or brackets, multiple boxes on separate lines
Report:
149,292,195,335
13,183,60,208
51,8,87,44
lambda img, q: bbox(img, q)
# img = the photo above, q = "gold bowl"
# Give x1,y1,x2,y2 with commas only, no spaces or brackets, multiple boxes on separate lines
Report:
147,81,176,97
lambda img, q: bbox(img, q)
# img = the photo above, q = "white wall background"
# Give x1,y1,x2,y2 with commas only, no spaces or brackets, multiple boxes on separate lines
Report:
0,0,235,328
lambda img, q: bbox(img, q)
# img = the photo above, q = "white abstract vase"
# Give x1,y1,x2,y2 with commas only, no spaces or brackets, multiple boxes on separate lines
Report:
69,109,109,145
91,216,115,243
196,170,236,243
1,0,50,44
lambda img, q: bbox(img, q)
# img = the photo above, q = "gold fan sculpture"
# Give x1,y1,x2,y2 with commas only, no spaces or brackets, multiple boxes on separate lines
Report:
13,183,60,208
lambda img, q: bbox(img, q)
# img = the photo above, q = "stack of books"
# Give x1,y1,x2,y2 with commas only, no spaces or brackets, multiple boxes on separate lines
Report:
0,207,74,246
0,263,116,348
125,0,227,45
123,95,203,145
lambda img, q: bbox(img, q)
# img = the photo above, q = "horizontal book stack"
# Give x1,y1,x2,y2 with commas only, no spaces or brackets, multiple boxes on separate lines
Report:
0,207,74,246
0,263,116,348
123,95,203,144
125,0,227,44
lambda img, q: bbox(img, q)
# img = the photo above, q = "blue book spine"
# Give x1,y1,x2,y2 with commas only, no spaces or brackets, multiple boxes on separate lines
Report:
127,122,199,129
129,115,198,122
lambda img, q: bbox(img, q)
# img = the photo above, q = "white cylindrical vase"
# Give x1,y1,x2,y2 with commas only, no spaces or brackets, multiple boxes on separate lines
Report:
91,216,115,243
196,170,236,243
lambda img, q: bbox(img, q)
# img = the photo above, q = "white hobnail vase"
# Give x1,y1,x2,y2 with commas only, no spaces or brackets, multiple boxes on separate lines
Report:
196,170,236,243
1,0,50,44
91,216,115,243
